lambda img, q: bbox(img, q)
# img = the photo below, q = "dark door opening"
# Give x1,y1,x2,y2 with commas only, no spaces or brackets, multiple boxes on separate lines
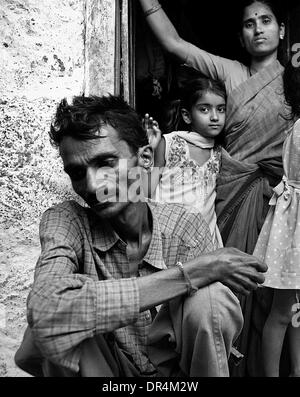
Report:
133,0,300,126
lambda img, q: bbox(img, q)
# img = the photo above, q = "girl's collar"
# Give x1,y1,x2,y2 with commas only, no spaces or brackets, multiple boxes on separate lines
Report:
175,131,215,149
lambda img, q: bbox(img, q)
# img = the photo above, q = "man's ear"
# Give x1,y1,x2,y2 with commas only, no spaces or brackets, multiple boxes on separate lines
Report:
137,145,154,171
181,108,192,125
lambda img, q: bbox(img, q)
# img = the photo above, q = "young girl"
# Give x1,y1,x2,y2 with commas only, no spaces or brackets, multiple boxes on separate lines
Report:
146,77,226,249
253,61,300,377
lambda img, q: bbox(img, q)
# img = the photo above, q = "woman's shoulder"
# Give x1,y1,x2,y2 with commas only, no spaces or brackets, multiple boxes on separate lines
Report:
184,42,250,92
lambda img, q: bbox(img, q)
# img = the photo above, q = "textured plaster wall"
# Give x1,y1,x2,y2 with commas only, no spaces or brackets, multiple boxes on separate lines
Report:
85,0,116,95
0,0,116,376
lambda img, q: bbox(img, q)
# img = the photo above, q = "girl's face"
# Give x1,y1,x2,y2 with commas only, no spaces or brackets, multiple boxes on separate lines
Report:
240,1,285,59
182,91,226,139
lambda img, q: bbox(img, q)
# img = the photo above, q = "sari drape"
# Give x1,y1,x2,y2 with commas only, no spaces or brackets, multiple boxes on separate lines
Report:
222,61,288,164
216,61,292,377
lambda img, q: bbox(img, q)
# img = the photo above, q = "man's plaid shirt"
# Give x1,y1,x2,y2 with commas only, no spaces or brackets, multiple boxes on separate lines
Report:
27,200,214,374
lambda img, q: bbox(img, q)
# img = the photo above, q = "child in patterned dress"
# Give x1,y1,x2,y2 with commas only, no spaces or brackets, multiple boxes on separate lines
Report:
145,77,226,249
253,61,300,377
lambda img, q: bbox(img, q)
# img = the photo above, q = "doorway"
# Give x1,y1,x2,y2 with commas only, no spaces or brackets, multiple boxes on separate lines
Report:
132,0,300,125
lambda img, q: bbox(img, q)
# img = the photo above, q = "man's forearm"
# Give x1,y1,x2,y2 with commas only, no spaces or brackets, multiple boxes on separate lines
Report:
138,247,268,311
137,255,217,312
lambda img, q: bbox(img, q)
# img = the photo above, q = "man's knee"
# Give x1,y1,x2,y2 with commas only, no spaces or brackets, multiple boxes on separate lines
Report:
183,282,243,341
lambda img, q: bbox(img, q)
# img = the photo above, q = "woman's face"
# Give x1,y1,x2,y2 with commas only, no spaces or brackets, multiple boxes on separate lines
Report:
240,1,285,59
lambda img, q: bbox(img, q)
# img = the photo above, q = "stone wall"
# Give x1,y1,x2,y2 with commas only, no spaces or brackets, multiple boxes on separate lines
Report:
0,0,116,376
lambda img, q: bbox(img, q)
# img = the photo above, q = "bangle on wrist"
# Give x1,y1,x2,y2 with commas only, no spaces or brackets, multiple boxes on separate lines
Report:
176,261,198,297
144,3,162,18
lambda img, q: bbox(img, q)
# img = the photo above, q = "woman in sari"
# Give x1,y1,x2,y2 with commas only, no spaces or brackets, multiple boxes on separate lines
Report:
138,0,293,376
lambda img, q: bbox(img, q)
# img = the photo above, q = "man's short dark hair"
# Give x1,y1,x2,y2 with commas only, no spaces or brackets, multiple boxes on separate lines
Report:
49,95,149,153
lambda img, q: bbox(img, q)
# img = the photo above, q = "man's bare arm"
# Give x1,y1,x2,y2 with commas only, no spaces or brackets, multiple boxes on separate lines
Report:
137,247,267,312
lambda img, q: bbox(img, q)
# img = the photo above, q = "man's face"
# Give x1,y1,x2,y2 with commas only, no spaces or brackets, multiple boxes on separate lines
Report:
60,125,144,219
241,2,284,59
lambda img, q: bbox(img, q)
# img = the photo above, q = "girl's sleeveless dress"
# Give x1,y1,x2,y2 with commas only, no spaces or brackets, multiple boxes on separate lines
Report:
254,119,300,289
155,131,223,249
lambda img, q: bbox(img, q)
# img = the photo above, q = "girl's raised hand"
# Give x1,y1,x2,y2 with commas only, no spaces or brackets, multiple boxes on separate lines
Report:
143,113,162,150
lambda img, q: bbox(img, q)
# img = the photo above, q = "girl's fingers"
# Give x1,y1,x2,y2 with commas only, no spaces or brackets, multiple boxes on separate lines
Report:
143,115,160,137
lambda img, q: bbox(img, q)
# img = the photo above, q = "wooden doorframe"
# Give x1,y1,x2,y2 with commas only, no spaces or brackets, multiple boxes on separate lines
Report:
84,0,116,96
114,0,122,96
83,0,136,104
119,0,135,107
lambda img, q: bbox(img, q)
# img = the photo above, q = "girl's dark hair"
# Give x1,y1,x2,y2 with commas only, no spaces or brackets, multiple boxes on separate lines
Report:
283,61,300,119
49,94,148,152
163,77,226,133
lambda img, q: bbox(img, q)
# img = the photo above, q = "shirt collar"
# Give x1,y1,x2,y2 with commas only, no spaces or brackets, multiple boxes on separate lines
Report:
89,213,121,252
89,202,167,270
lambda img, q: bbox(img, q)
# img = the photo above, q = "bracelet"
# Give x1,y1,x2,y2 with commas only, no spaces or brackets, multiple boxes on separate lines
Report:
176,262,198,297
144,4,162,18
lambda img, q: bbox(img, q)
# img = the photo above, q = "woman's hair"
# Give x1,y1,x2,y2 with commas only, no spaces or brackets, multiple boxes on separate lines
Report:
283,61,300,119
238,0,284,29
162,77,226,133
